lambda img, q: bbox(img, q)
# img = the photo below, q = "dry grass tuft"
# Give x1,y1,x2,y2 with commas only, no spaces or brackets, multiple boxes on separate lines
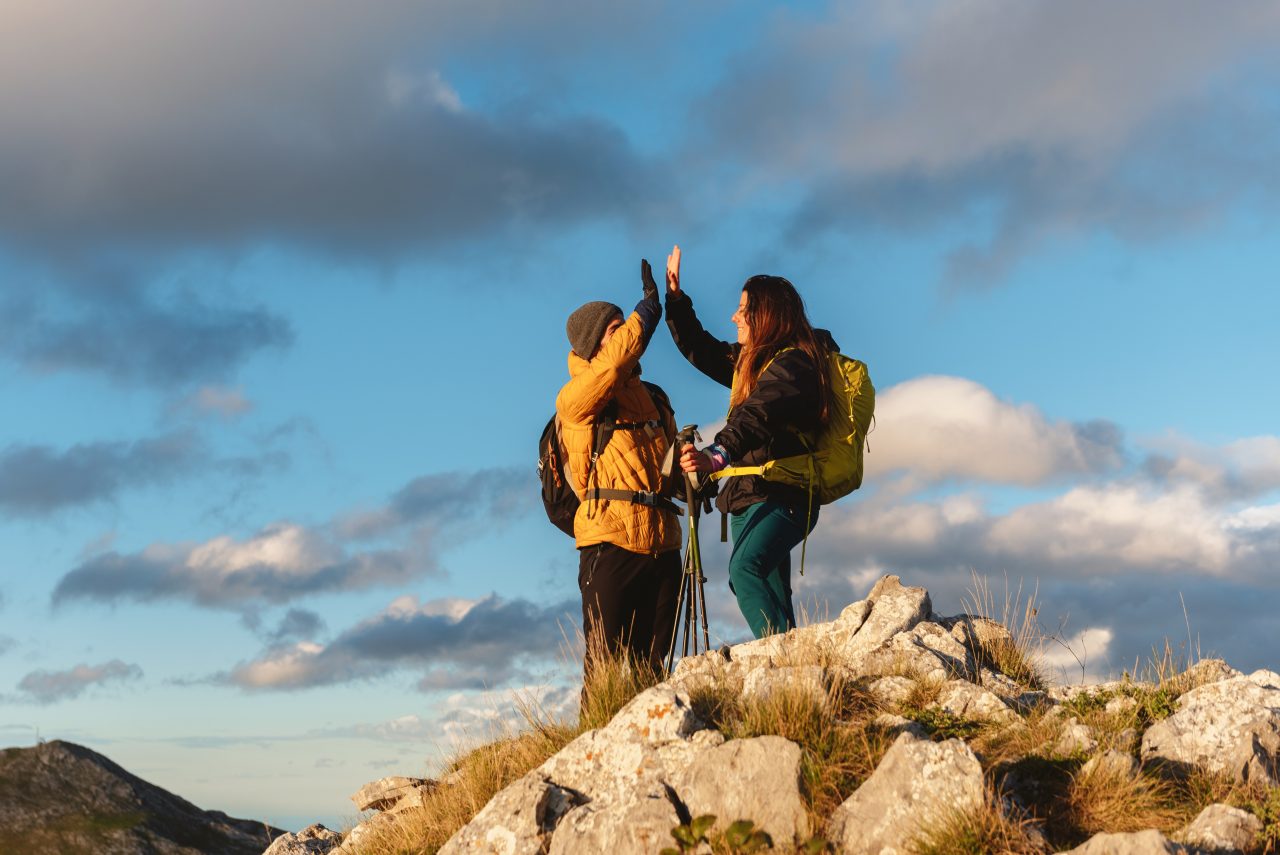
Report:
911,791,1048,855
961,572,1046,690
714,676,895,831
1065,760,1185,837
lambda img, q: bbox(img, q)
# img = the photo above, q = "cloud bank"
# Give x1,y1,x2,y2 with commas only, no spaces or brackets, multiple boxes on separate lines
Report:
52,466,533,608
701,0,1280,282
222,594,574,691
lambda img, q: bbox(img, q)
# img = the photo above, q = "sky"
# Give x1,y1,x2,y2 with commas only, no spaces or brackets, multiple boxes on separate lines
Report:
2,0,1280,833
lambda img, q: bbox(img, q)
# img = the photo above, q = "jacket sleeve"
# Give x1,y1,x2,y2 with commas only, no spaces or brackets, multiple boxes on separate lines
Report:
665,290,737,389
556,311,646,425
714,350,820,460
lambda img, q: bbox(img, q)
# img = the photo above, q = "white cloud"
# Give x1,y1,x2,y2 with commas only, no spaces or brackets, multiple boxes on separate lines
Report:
868,376,1122,486
1040,627,1115,684
986,485,1234,574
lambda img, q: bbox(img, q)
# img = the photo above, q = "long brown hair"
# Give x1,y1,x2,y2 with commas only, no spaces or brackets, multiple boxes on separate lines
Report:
729,275,831,423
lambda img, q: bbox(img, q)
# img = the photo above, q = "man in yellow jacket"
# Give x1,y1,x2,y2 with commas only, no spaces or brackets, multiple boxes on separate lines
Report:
556,261,682,679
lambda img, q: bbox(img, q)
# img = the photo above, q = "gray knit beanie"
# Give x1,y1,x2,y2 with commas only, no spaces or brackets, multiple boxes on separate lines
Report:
566,301,624,358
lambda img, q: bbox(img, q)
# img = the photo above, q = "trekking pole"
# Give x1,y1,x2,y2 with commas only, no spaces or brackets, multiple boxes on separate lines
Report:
681,426,710,655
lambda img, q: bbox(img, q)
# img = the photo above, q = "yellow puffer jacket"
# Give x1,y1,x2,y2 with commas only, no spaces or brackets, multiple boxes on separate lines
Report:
556,312,682,555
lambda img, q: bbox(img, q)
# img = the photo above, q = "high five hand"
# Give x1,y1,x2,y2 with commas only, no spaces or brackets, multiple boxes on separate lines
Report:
666,245,681,294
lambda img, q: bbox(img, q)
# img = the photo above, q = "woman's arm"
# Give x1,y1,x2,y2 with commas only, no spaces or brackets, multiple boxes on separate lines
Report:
664,246,737,388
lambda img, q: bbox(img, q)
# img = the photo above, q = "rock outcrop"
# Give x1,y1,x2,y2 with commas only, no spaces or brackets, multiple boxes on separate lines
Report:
1141,669,1280,784
289,575,1278,855
826,731,984,854
0,739,284,855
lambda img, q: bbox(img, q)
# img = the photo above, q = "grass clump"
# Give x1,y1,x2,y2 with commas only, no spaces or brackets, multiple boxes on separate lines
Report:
911,793,1047,855
960,572,1046,691
1064,759,1184,838
700,676,895,833
904,707,988,743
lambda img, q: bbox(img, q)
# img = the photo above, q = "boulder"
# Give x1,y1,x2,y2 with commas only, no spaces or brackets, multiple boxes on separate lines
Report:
867,675,916,706
670,736,810,846
935,680,1018,724
263,824,343,855
437,772,584,855
827,731,983,855
1053,716,1099,757
547,792,681,855
741,664,826,703
835,576,932,666
1178,803,1262,852
858,620,973,682
445,686,717,854
350,776,433,811
1141,670,1280,784
1062,829,1184,854
1080,749,1139,781
717,575,928,676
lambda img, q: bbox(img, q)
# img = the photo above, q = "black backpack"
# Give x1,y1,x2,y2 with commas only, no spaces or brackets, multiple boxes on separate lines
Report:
538,382,677,537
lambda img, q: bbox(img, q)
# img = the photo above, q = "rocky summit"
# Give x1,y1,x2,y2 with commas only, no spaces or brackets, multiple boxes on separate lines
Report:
0,739,284,854
277,574,1280,854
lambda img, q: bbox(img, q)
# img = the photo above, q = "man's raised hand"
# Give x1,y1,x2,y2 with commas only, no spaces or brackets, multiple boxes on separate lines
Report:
666,245,681,293
640,258,660,303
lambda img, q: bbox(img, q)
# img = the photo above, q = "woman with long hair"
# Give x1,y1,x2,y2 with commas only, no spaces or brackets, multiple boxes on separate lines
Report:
663,246,836,638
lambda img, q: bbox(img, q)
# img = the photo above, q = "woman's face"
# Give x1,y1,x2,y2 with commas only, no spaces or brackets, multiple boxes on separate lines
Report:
731,291,751,345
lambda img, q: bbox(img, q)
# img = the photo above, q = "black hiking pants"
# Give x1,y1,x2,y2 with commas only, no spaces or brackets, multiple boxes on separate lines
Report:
578,543,682,680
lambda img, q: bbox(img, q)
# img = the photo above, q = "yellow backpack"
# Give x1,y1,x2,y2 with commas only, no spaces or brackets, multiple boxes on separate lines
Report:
711,350,875,505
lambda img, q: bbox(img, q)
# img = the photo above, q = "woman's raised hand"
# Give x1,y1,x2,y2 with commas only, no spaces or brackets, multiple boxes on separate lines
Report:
666,244,681,294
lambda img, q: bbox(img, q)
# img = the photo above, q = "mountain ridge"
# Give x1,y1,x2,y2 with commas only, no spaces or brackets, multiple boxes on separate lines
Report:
0,739,285,855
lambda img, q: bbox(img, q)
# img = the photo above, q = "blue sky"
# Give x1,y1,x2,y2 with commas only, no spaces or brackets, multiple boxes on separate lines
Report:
3,0,1280,832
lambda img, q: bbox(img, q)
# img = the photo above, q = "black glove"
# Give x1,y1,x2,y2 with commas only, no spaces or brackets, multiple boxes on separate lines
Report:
640,259,660,304
635,259,662,345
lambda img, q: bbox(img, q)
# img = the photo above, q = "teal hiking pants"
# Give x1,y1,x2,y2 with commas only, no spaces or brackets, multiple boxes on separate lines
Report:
728,499,819,638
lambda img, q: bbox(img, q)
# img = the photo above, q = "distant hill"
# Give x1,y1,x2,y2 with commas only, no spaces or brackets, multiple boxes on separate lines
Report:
0,740,285,854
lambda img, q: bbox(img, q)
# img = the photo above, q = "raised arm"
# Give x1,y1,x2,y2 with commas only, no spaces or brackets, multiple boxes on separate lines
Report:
663,246,736,388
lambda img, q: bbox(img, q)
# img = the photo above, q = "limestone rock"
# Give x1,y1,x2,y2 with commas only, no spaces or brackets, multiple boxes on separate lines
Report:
871,713,928,739
1180,658,1242,688
671,736,810,846
835,575,932,666
1107,695,1139,716
263,824,343,855
1141,670,1280,784
1178,803,1262,852
547,792,680,855
444,686,715,854
868,675,916,706
944,614,1013,651
350,776,433,811
741,664,825,702
935,680,1018,724
858,620,970,682
438,772,583,855
827,731,983,855
1062,829,1184,854
1054,717,1099,757
719,575,928,675
335,813,397,854
1080,749,1139,780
